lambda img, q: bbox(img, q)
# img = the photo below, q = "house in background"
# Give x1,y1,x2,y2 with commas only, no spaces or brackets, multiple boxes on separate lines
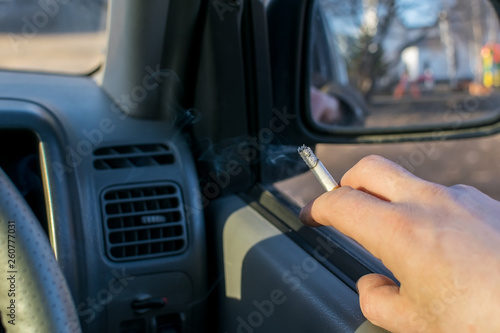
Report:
378,0,500,93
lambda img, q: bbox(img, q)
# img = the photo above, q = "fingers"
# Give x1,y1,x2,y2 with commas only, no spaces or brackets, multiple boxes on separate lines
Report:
299,200,323,227
300,186,411,261
357,274,410,333
341,155,427,202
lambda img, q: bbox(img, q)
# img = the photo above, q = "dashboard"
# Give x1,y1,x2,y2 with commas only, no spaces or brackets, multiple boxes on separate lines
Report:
0,71,207,332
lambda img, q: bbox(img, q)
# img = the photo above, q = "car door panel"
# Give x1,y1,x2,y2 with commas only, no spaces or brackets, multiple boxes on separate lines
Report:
209,195,386,332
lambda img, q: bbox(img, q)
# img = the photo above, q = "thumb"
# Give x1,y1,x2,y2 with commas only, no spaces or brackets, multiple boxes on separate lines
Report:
357,274,410,332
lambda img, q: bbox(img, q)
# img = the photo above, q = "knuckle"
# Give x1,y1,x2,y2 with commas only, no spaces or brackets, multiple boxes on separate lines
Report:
323,186,355,214
447,184,482,209
310,186,354,223
358,155,385,168
449,183,475,194
418,183,453,201
344,155,386,182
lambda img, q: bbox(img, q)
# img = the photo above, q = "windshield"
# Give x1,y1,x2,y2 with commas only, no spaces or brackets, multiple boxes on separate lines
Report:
0,0,108,75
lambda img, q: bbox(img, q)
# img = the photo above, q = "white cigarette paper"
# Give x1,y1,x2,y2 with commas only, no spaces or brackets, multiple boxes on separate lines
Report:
297,145,339,191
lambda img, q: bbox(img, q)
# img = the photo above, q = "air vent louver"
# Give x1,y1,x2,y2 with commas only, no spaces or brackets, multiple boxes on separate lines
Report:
94,144,174,170
101,183,187,261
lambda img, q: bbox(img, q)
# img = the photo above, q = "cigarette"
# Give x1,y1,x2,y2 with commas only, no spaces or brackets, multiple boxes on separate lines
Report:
298,145,339,192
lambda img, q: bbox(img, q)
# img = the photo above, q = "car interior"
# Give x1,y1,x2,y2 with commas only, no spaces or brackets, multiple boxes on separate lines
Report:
1,0,500,332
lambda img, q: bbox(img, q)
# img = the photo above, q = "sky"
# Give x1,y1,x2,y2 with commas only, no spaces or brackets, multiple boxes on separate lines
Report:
396,0,442,29
323,0,446,37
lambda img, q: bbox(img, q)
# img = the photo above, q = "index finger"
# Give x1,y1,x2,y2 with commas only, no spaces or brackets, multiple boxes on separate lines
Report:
340,155,428,202
300,186,413,271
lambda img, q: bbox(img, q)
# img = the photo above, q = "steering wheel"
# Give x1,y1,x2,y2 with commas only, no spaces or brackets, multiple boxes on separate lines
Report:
0,167,81,332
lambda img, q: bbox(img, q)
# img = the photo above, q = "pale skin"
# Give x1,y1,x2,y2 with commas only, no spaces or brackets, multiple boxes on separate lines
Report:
299,155,500,333
310,86,341,124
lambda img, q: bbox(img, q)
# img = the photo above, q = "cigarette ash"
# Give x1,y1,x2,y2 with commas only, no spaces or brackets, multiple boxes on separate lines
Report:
297,145,319,169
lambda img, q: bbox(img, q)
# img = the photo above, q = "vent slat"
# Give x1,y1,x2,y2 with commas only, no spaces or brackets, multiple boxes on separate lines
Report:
97,151,169,159
94,144,174,170
108,222,184,233
106,207,182,219
109,235,185,247
101,183,187,261
106,200,180,215
104,185,176,199
102,194,178,204
110,240,185,259
104,193,178,203
95,144,170,156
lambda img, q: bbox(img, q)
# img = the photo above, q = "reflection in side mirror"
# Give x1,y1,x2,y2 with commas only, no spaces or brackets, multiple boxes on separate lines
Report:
310,0,500,131
310,85,365,127
310,86,341,124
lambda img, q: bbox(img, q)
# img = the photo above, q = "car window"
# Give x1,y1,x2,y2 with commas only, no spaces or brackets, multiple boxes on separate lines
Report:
0,0,108,75
274,137,500,209
268,0,500,210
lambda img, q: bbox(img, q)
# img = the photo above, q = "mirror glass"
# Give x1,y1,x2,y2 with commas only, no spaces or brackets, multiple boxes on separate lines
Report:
310,0,500,130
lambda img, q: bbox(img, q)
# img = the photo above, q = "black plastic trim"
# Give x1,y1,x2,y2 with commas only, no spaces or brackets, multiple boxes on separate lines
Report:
240,185,397,290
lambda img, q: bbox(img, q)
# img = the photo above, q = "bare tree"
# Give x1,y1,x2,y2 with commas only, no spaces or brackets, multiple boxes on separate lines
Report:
320,0,436,100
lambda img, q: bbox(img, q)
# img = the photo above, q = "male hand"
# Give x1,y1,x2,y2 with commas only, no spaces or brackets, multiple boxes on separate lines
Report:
300,155,500,333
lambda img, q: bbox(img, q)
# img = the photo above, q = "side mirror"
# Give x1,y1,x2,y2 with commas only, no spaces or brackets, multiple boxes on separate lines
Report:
307,0,500,135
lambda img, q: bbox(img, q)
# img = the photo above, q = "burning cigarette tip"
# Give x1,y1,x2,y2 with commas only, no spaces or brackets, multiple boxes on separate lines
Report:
297,144,318,169
297,145,339,192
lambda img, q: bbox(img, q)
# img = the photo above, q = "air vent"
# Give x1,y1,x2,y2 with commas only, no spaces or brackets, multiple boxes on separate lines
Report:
101,183,187,261
94,144,174,170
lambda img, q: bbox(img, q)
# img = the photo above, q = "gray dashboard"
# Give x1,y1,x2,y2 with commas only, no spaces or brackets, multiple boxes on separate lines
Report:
0,71,207,332
0,70,387,333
